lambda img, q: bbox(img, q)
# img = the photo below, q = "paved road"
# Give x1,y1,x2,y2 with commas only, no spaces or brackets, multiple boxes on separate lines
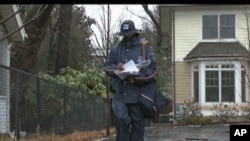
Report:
144,124,229,141
96,124,230,141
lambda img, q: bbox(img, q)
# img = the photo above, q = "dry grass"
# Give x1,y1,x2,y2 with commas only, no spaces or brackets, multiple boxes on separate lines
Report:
0,128,116,141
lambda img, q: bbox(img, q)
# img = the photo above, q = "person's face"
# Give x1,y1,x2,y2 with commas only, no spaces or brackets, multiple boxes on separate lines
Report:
123,34,134,42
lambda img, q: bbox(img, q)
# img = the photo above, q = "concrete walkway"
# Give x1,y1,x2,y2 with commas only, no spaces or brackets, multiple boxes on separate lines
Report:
96,124,230,141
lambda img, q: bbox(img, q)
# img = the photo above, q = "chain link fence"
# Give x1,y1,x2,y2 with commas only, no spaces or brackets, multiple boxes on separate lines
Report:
0,64,108,138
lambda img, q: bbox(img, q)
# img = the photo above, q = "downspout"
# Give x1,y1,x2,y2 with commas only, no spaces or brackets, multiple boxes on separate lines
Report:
172,9,176,118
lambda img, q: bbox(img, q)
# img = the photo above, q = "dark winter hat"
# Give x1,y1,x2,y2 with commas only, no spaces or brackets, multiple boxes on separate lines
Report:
115,20,141,36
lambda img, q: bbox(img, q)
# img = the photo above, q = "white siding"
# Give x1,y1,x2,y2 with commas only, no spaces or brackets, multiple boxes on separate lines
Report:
174,7,250,61
0,4,25,133
0,98,8,133
0,22,10,134
173,6,250,116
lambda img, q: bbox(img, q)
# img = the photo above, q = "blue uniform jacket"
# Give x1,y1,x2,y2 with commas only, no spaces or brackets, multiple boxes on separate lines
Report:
104,36,158,104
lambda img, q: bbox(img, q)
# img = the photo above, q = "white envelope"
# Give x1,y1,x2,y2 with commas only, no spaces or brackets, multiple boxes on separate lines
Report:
114,60,139,80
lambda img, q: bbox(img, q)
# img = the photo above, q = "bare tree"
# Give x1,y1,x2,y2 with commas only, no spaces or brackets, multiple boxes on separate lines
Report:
89,5,123,65
87,4,125,136
126,5,171,54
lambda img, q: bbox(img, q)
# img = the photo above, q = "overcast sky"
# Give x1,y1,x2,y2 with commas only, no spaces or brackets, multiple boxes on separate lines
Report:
82,4,156,47
84,4,151,29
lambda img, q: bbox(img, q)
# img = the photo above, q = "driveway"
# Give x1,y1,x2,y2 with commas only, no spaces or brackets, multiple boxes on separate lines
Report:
96,124,230,141
144,124,229,141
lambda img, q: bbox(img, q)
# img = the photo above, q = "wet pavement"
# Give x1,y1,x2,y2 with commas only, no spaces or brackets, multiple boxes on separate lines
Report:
144,124,229,141
96,124,230,141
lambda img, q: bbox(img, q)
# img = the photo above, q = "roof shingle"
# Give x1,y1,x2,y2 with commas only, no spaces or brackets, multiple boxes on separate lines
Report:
184,42,249,60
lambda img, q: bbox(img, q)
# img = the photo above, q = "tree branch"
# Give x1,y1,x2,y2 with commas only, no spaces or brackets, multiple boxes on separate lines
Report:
125,6,152,24
0,5,53,42
0,5,25,24
141,4,160,30
0,17,34,41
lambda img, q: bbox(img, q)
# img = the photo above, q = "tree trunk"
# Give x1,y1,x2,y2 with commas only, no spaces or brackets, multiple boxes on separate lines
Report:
47,22,58,74
11,5,54,73
54,5,73,75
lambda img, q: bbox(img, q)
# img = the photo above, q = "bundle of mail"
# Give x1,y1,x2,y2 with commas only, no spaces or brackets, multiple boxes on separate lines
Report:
114,59,151,80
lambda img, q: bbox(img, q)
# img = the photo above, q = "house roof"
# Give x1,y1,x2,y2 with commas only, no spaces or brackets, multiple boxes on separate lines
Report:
0,5,26,41
184,42,249,60
159,5,250,9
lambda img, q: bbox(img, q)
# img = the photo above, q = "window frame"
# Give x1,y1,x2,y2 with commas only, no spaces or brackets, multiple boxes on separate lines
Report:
191,61,246,105
202,14,236,41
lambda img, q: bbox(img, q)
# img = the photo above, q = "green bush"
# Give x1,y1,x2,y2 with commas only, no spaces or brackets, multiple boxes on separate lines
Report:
187,116,212,125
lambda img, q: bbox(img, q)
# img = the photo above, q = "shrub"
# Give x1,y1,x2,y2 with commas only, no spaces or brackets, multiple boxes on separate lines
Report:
175,98,203,125
241,102,250,122
210,103,239,123
187,116,212,125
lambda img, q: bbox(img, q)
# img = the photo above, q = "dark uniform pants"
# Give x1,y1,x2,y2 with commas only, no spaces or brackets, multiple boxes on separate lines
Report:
112,99,145,141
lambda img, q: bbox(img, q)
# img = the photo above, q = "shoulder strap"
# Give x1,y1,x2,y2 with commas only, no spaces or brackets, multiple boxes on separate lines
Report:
140,38,149,61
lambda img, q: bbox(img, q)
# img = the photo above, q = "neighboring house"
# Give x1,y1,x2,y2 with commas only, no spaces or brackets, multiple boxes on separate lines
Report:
0,5,26,134
160,5,250,116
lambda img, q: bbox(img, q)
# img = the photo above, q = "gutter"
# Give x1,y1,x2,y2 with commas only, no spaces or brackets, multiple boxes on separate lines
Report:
12,4,27,41
0,4,27,42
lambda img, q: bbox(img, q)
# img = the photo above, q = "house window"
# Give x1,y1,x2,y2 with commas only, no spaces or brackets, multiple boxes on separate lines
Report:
241,65,246,102
205,70,219,102
193,66,199,102
205,64,235,102
202,14,235,40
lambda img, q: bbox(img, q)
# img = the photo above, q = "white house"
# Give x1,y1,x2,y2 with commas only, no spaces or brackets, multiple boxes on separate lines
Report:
0,4,26,134
160,5,250,116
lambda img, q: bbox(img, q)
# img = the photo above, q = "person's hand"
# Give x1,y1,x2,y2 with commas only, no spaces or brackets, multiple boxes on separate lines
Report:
117,63,124,71
128,76,135,83
139,68,146,73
